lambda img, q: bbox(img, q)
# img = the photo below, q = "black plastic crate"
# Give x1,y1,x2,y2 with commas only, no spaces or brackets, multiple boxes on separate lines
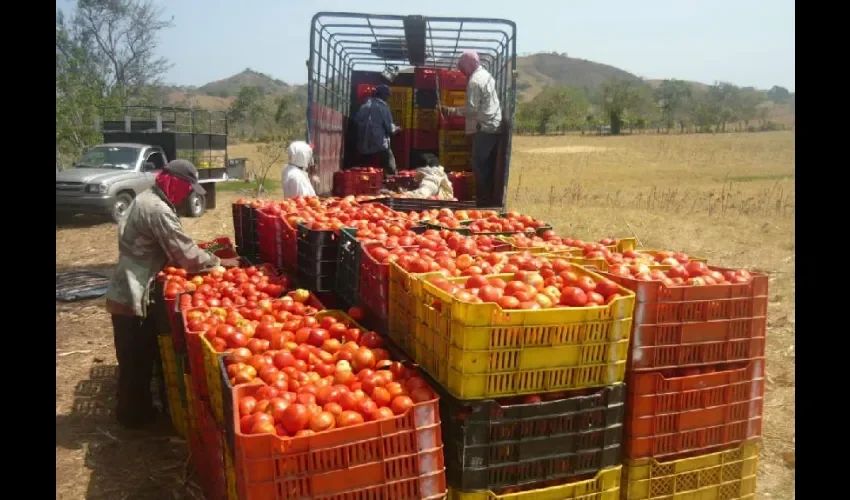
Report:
297,267,336,293
440,384,625,492
296,221,338,247
414,89,438,108
334,227,362,308
296,239,339,263
237,204,259,257
231,203,243,249
380,197,483,212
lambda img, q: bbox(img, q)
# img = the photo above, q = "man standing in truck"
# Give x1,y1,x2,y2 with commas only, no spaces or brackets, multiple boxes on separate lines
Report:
354,84,401,176
440,50,503,206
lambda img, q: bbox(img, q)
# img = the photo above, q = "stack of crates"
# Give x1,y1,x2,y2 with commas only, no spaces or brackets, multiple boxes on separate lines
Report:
605,262,767,499
395,264,636,498
411,68,441,169
436,69,470,172
356,83,413,171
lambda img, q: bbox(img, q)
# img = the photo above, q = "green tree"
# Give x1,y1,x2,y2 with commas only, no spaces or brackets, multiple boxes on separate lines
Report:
767,85,791,103
736,87,765,130
654,79,693,133
600,79,650,135
534,86,590,132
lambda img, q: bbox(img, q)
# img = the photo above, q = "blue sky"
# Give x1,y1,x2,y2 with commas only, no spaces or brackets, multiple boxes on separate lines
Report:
63,0,795,90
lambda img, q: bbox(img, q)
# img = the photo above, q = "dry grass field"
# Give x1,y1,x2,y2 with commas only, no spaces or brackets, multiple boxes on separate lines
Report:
56,131,795,499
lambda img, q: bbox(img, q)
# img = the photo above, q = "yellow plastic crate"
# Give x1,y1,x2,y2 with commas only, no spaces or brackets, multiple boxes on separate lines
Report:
390,107,413,129
388,86,412,108
617,237,637,252
448,466,621,500
441,89,467,107
440,150,470,169
439,129,470,149
199,335,226,426
622,439,760,499
413,108,439,130
388,261,432,355
184,373,198,434
158,335,187,438
415,266,635,399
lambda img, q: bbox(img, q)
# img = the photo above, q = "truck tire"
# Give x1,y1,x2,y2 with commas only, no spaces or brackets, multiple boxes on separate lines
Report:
187,191,205,218
111,193,134,223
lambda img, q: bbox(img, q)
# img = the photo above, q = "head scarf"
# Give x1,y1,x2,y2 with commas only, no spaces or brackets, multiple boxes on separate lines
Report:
287,141,313,170
155,171,193,206
374,84,391,100
457,51,481,77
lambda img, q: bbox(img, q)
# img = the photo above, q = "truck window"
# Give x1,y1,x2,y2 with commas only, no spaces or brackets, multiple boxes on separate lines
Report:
145,151,166,170
77,146,140,170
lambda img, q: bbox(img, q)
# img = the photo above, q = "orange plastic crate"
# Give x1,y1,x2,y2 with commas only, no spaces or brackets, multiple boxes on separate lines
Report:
603,266,768,371
624,359,764,460
230,383,447,499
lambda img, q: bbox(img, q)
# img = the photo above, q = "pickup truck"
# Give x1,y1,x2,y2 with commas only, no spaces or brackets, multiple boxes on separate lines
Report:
57,106,231,222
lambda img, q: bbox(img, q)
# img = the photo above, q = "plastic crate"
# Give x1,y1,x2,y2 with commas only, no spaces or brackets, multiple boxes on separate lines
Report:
413,129,440,150
440,150,471,170
189,395,228,500
238,204,259,260
256,208,283,268
224,440,238,500
281,216,298,275
440,129,471,150
440,112,466,130
229,382,447,499
440,69,468,91
334,227,363,308
231,203,244,250
636,249,708,264
386,174,420,192
157,335,187,438
450,173,475,202
441,383,625,491
414,108,439,130
414,267,636,399
333,169,383,196
441,89,468,107
603,267,769,372
624,359,764,460
388,260,433,356
415,67,439,89
198,334,228,426
447,466,622,500
416,88,439,108
359,241,417,333
622,439,760,499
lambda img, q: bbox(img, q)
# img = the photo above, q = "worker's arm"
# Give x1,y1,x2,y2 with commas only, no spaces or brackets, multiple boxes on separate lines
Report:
442,80,481,118
150,209,221,272
380,102,399,135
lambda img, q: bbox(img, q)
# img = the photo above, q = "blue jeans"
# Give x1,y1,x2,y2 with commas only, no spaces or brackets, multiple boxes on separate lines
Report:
471,132,500,206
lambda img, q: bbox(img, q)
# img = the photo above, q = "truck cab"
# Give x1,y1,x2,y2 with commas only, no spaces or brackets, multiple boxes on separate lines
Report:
306,12,517,208
56,106,230,222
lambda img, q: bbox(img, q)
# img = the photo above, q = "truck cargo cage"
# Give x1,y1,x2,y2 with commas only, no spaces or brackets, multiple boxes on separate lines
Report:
307,12,517,207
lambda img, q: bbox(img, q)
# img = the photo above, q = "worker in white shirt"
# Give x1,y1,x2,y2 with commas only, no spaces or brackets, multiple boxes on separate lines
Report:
280,141,317,198
440,50,503,206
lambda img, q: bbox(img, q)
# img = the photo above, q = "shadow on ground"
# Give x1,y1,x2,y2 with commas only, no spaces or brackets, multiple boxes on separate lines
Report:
55,363,198,499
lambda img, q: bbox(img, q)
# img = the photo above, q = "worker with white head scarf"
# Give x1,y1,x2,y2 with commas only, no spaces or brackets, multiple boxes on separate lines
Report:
281,141,316,198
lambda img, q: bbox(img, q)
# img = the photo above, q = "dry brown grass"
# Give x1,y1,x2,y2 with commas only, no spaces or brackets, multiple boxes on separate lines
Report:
56,131,794,498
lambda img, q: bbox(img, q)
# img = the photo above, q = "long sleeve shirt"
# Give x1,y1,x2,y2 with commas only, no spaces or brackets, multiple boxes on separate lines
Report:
105,186,219,317
453,67,502,135
355,97,396,155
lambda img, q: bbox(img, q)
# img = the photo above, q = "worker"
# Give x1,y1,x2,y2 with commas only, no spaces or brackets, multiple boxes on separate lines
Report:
354,84,401,176
281,141,317,198
440,50,503,206
104,159,239,429
397,153,454,199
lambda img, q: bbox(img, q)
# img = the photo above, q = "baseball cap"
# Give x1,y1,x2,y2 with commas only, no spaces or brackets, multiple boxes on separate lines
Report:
164,159,206,195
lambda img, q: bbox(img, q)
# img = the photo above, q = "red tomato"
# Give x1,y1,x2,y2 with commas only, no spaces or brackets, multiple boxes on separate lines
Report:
390,396,414,415
336,410,365,428
280,404,311,434
559,287,588,307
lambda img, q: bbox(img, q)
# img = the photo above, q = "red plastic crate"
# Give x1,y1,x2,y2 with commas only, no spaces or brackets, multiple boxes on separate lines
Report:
624,359,764,460
413,129,439,150
438,112,465,130
439,69,468,91
256,209,283,268
333,169,383,196
602,267,769,371
189,396,227,500
358,242,417,329
415,67,439,89
281,216,298,275
230,383,446,500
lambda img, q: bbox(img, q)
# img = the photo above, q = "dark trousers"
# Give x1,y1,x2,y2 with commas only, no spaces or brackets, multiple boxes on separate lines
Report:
111,313,160,428
471,132,500,206
376,148,398,176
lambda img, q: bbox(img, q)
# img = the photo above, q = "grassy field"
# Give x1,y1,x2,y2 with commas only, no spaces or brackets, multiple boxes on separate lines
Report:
55,131,795,499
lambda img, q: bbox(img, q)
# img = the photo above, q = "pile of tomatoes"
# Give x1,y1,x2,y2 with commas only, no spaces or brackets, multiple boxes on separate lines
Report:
606,260,754,286
158,264,289,302
427,262,625,310
228,315,436,438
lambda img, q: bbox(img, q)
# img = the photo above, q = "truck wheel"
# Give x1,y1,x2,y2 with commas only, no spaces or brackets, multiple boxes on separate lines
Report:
111,193,133,223
187,191,205,218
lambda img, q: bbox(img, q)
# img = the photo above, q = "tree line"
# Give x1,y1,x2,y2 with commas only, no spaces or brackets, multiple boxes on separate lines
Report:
514,79,794,136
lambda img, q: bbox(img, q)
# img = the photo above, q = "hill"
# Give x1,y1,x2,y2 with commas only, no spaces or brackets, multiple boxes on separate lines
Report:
515,53,642,99
197,68,295,97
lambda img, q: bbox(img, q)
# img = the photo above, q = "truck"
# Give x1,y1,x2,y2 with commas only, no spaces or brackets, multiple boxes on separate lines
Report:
305,12,517,207
56,106,235,223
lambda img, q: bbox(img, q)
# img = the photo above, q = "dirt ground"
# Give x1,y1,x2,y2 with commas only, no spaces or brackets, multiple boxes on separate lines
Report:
56,132,794,499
